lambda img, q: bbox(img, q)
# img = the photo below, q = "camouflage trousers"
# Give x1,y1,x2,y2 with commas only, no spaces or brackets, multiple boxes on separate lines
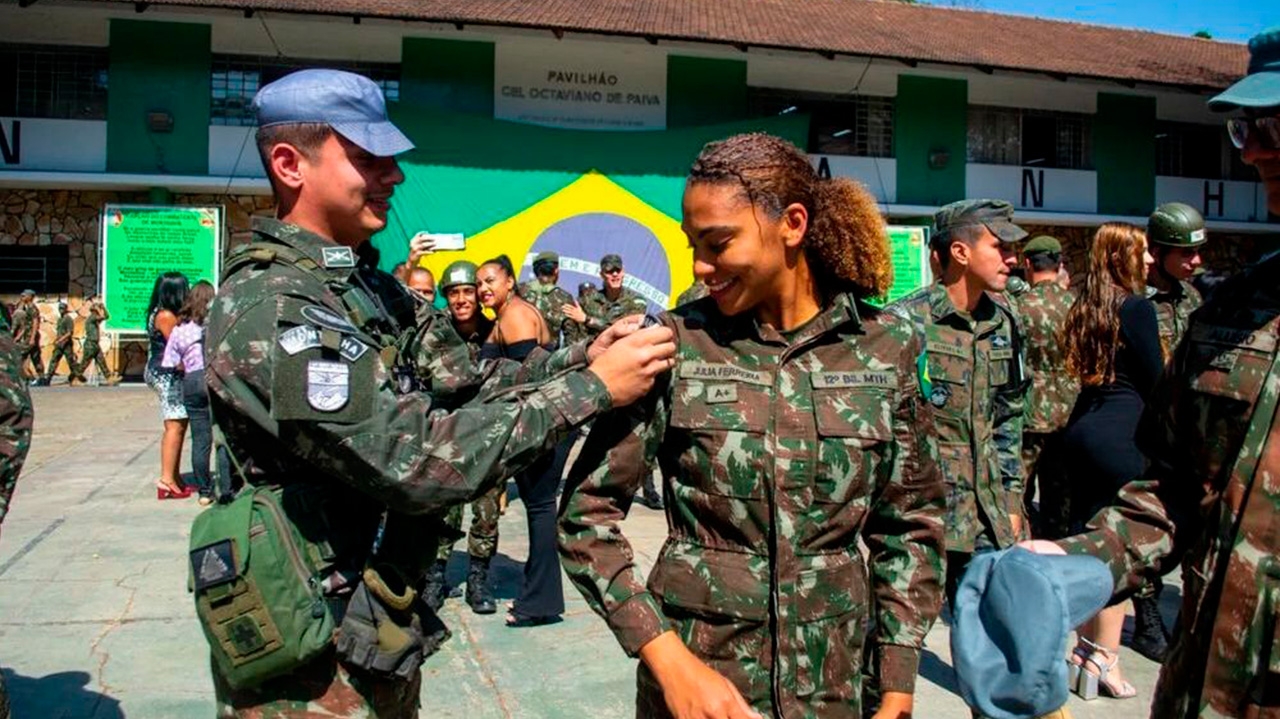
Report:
78,342,109,380
435,484,502,563
213,649,420,718
1022,431,1072,540
19,344,42,378
43,343,79,381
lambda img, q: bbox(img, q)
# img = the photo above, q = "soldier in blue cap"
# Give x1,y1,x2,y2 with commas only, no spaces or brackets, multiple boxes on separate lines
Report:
1027,27,1280,718
193,68,676,717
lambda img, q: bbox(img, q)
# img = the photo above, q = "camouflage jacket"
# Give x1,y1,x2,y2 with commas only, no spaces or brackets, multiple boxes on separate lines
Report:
889,283,1028,552
674,281,709,306
519,280,587,347
205,217,610,573
0,329,33,526
1015,280,1078,433
83,307,107,344
9,305,33,345
559,293,945,717
53,314,73,347
1147,278,1203,363
582,286,647,334
1058,251,1280,718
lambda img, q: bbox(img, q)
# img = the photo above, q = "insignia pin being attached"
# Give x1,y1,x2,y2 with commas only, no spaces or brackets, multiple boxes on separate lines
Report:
301,305,358,334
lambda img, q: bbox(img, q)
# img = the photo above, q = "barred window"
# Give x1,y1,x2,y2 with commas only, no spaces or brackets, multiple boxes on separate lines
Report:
0,245,69,295
968,106,1093,170
749,89,894,158
211,55,401,126
0,44,108,120
1156,121,1253,180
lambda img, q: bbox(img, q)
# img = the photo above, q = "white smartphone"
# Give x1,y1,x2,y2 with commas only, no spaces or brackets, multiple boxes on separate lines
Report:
412,231,466,252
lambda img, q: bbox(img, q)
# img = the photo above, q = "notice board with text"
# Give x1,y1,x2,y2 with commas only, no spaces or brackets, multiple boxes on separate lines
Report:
100,205,222,334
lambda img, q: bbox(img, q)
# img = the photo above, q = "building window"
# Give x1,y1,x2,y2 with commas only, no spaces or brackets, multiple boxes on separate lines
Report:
0,44,108,120
0,245,70,295
967,106,1093,170
211,55,401,126
1156,121,1253,181
749,89,894,158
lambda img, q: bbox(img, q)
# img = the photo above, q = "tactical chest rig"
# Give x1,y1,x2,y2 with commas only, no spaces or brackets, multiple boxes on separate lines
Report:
192,238,449,690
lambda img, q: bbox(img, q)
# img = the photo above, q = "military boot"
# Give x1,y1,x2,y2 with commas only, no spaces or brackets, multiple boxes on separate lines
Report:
422,559,448,613
465,557,497,615
1128,592,1169,662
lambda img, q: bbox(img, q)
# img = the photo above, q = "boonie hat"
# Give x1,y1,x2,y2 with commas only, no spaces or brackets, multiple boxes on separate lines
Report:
600,254,624,271
20,289,35,297
951,548,1114,719
1209,26,1280,111
934,199,1028,246
1023,236,1062,255
532,251,560,276
1148,202,1208,248
439,261,478,291
533,251,559,266
253,69,414,157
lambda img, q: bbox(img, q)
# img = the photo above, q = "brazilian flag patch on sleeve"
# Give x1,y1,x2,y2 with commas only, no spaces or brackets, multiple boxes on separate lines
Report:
917,351,932,397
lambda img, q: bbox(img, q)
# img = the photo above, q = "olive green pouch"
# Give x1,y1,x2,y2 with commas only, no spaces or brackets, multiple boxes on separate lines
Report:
189,485,335,689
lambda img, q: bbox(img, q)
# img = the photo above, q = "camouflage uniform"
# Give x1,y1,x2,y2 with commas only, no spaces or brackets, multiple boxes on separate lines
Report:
1014,280,1078,538
1147,279,1203,363
0,328,34,528
207,217,611,716
582,287,647,336
674,281,709,307
560,293,946,718
1057,251,1280,718
519,280,587,347
422,311,502,565
888,282,1027,600
43,309,81,383
11,303,43,379
78,304,110,381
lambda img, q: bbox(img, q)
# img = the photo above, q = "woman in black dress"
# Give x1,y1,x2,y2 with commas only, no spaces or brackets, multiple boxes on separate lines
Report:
1060,222,1160,700
476,256,563,626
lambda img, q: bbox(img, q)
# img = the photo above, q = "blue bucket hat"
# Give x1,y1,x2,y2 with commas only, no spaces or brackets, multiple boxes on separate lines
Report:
252,69,414,157
951,548,1114,719
1209,26,1280,111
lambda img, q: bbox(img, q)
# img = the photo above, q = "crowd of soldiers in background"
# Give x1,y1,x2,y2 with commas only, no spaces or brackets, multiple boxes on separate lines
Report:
4,290,117,387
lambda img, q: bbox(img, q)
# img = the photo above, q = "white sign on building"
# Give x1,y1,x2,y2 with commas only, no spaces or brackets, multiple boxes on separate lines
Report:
0,117,107,172
494,42,666,131
1154,176,1267,223
966,164,1098,214
812,155,897,204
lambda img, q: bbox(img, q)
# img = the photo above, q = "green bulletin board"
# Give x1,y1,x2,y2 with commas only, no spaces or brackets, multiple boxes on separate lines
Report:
100,204,222,333
884,225,932,304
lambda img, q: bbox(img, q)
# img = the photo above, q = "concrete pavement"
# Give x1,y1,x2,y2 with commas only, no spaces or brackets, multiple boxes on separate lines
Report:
0,386,1174,718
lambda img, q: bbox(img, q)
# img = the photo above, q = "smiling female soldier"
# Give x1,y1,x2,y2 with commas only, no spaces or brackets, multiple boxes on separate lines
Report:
558,133,946,719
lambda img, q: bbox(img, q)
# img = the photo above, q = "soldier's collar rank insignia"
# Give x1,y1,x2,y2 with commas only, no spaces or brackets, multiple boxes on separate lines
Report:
301,305,358,334
322,246,356,268
307,360,350,412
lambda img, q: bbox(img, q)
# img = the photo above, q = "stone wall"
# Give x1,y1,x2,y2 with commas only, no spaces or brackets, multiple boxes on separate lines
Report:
1021,223,1259,286
2,188,274,378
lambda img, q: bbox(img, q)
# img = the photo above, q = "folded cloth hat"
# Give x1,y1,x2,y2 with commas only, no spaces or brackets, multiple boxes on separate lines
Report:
252,68,414,157
934,199,1028,246
951,548,1113,719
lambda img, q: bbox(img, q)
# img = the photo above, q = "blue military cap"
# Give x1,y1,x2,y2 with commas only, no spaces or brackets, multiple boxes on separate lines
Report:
951,548,1114,719
252,69,414,157
1209,26,1280,111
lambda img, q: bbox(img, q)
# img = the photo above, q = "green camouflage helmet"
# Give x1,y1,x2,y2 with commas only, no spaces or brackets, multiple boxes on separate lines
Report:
1148,202,1207,248
440,261,478,291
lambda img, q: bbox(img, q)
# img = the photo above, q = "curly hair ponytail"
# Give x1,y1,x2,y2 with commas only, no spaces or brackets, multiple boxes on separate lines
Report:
687,133,892,299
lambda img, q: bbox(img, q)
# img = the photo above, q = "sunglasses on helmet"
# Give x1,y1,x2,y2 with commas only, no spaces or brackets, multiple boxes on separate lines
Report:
1227,115,1280,151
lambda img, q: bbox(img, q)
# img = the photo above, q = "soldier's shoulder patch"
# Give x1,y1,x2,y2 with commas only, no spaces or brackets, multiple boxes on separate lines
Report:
306,359,350,412
917,351,932,398
300,305,358,334
321,246,356,268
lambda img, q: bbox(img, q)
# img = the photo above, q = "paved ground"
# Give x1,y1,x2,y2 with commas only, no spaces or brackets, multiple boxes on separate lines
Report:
0,386,1176,718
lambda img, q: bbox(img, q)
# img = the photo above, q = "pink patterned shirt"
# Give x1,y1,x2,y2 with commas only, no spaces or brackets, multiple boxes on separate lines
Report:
161,321,204,372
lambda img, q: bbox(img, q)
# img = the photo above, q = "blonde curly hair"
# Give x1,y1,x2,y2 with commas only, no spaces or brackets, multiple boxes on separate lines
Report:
687,133,892,300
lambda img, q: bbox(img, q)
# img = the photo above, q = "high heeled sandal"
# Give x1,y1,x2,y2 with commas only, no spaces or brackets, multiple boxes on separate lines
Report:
156,482,194,500
1069,638,1136,700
